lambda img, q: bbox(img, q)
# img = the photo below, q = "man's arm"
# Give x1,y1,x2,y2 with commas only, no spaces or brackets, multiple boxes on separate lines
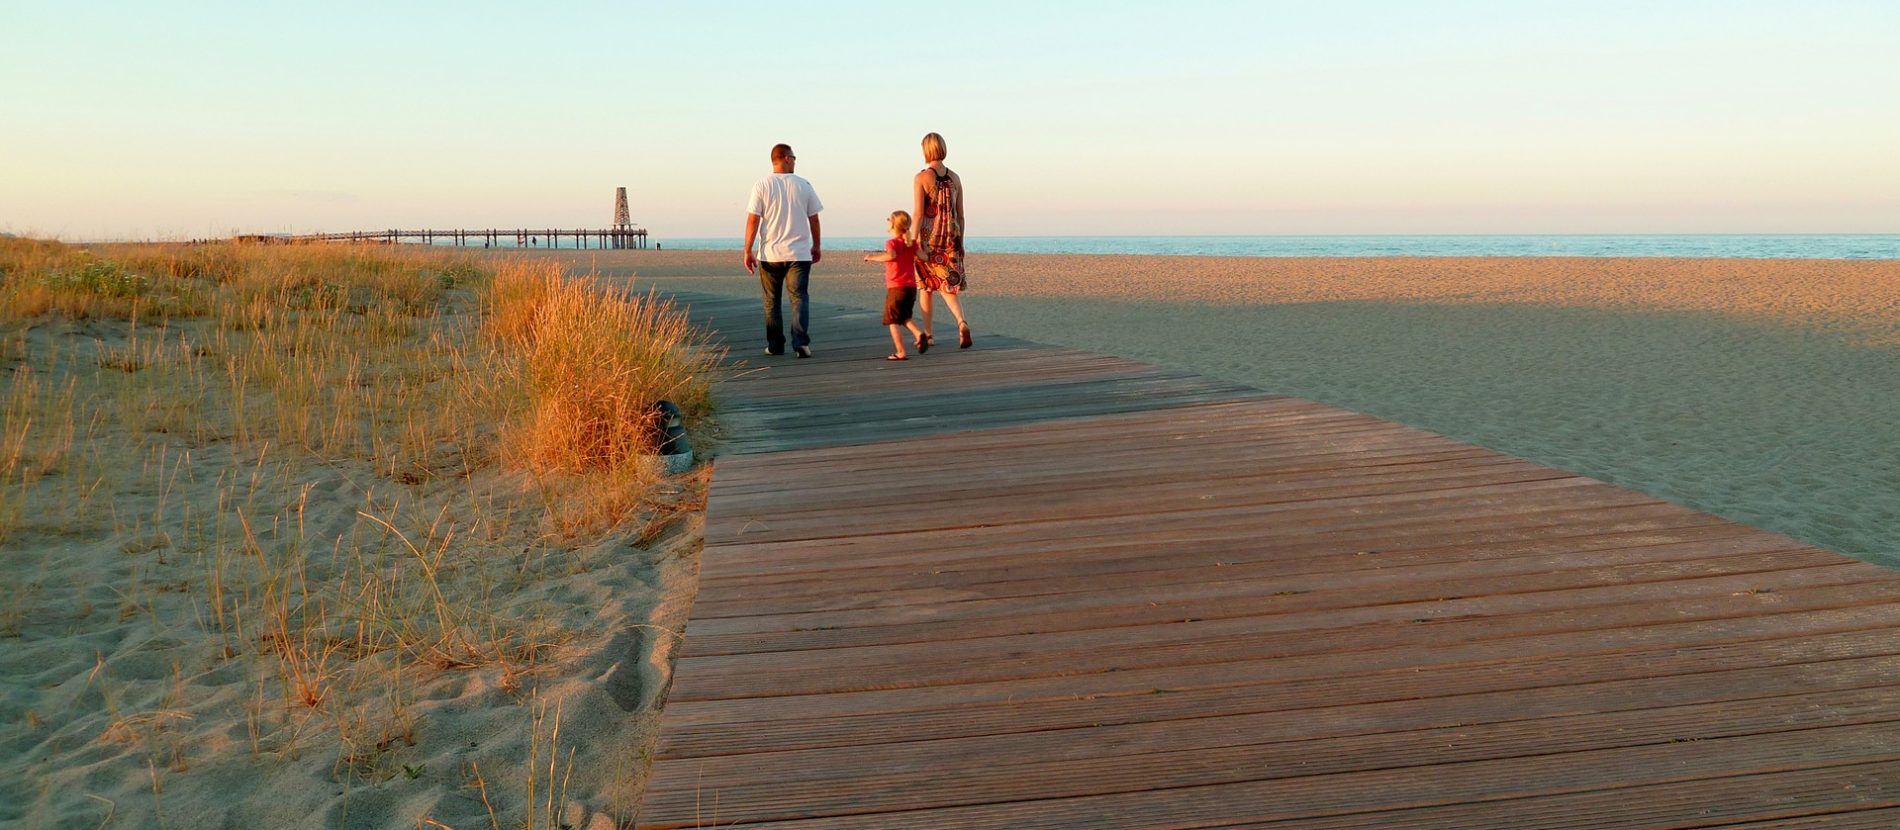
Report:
743,213,760,273
807,214,822,264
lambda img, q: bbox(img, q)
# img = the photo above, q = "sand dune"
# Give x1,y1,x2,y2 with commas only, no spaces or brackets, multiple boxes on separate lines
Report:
4,248,707,829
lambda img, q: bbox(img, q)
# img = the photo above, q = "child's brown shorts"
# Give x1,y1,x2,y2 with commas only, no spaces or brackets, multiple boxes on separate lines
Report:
883,286,917,325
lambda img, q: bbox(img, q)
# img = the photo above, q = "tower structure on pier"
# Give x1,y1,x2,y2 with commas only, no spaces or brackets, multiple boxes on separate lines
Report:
612,187,634,249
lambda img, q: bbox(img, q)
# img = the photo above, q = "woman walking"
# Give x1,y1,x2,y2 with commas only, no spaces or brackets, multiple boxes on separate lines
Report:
911,132,974,348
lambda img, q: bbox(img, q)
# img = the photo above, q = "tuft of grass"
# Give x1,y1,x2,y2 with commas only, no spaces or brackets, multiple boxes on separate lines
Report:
1,368,78,541
483,259,720,535
524,689,575,830
484,259,559,346
513,278,712,474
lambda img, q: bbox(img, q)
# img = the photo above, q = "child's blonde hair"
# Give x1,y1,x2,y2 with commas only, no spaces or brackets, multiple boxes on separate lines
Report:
889,210,912,236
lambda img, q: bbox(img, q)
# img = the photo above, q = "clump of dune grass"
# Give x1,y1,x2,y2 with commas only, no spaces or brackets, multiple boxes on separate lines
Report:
0,240,184,321
484,257,559,345
515,279,710,473
485,259,718,534
1,238,717,828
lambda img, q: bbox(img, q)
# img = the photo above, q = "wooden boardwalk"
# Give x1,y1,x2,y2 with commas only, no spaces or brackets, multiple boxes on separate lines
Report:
636,291,1900,829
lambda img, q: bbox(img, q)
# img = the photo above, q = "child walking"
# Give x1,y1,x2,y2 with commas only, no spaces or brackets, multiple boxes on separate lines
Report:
863,210,928,360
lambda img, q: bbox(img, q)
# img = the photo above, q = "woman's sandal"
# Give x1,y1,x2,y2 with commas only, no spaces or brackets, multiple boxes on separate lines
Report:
958,323,973,349
885,353,908,361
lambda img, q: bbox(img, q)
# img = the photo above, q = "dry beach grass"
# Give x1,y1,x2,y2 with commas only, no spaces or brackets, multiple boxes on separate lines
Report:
2,240,717,828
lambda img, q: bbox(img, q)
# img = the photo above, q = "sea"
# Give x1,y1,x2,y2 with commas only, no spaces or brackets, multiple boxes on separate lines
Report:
612,234,1900,259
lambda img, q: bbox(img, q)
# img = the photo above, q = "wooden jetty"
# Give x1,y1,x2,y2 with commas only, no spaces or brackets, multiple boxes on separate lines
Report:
635,290,1900,829
232,227,648,249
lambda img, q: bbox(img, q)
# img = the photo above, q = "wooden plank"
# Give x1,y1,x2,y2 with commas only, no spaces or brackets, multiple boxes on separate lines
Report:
658,616,1900,757
649,658,1900,792
703,478,1662,555
642,686,1900,822
690,521,1767,604
706,464,1591,547
1203,770,1900,829
685,544,1838,655
685,535,1830,627
693,502,1743,587
640,723,1900,829
667,575,1900,701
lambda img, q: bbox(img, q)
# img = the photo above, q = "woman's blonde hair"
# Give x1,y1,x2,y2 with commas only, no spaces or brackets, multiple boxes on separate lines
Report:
921,132,947,162
889,210,912,235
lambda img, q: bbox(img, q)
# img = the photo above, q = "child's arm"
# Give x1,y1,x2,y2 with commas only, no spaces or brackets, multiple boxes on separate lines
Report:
862,250,894,262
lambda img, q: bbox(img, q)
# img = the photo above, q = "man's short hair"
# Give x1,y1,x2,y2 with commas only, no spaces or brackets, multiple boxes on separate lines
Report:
922,132,947,162
771,144,794,162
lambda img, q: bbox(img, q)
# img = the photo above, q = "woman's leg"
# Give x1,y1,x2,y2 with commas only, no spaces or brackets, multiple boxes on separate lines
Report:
941,292,969,328
918,290,935,335
941,292,972,347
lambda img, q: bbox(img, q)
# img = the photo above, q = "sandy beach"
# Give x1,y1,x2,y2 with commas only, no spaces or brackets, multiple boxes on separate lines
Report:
547,249,1900,563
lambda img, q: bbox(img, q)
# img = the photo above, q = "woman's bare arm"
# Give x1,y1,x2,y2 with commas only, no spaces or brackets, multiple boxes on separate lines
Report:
951,169,964,231
911,170,931,245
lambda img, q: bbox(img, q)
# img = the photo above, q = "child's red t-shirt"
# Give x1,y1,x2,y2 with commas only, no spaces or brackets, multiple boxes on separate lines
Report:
884,238,917,288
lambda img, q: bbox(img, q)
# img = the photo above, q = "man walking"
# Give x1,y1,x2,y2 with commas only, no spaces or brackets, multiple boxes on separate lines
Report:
743,144,823,357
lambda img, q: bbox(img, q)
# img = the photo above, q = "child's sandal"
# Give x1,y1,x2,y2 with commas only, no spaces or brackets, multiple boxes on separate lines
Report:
885,353,908,361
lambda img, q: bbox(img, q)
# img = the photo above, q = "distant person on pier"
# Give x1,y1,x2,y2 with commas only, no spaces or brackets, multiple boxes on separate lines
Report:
744,143,824,358
912,132,973,348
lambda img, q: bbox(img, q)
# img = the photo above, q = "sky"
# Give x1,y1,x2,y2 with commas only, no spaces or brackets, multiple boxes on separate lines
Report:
3,0,1898,240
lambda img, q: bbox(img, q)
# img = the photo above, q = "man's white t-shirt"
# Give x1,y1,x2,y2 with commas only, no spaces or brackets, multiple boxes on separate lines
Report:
746,173,824,262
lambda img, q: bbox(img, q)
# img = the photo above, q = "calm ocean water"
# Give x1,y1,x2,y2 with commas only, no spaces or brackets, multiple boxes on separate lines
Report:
628,234,1900,259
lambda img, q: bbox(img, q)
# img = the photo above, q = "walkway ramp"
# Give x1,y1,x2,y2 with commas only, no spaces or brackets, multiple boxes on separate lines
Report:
637,291,1900,829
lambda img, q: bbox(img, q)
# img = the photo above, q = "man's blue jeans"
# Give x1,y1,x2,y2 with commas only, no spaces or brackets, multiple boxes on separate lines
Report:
758,260,811,353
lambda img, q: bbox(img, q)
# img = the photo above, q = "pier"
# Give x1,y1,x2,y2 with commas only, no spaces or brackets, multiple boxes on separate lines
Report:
228,187,651,249
239,227,648,249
